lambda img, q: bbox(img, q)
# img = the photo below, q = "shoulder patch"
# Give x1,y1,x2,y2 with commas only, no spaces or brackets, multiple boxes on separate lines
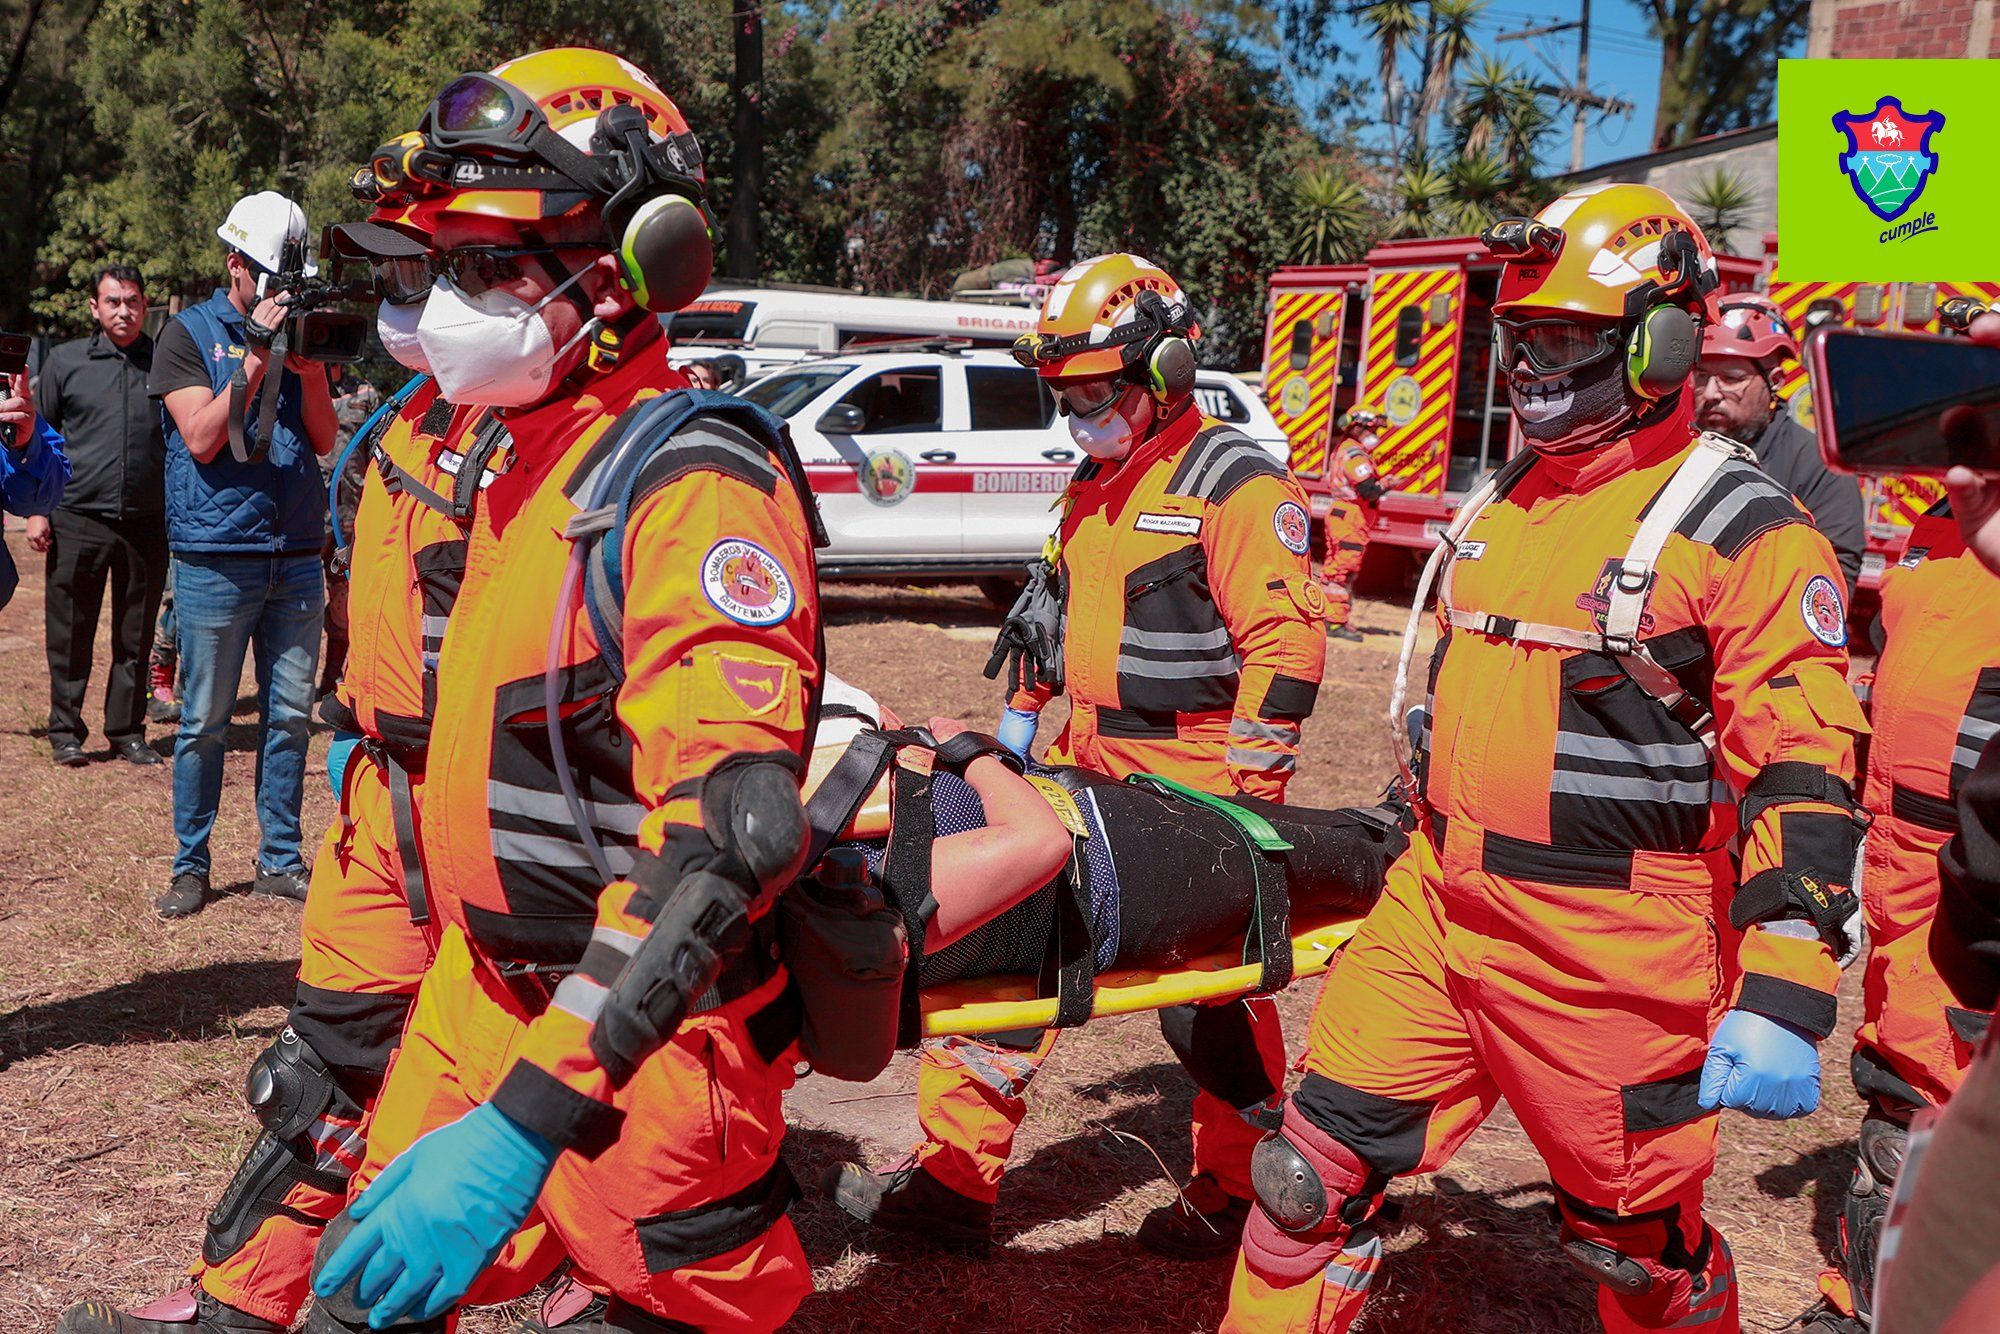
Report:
1672,459,1808,560
1800,575,1847,647
1166,425,1283,505
1273,500,1311,554
702,538,796,626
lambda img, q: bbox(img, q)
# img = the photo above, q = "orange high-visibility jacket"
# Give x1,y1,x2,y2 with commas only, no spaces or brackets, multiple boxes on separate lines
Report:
1417,400,1869,1038
1011,404,1328,800
326,382,507,753
1329,438,1386,509
419,341,823,1154
1868,506,2000,830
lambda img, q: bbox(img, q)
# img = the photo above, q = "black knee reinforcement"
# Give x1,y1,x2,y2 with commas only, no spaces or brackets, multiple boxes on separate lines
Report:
203,1028,350,1265
302,1211,447,1334
1158,1002,1281,1113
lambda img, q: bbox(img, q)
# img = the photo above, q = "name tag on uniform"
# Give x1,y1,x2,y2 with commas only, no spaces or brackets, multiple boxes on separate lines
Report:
1456,539,1487,561
1136,512,1202,536
436,448,507,489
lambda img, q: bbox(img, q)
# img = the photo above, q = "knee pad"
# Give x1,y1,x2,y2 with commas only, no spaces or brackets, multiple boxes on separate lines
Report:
1836,1113,1909,1318
1556,1193,1736,1329
202,1131,342,1266
246,1026,337,1140
1242,1099,1384,1285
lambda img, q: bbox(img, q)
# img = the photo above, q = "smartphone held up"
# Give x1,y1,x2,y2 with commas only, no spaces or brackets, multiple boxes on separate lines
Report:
1807,308,2000,479
0,331,33,449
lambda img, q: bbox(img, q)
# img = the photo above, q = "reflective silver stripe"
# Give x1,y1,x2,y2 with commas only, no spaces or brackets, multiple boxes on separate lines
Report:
1175,433,1241,499
1230,717,1301,746
1690,478,1792,546
1191,438,1261,500
421,614,450,640
491,829,636,874
1548,771,1711,804
1554,733,1709,769
488,780,647,835
1955,744,1987,773
591,923,646,957
947,1039,1036,1098
1121,625,1233,653
680,425,779,483
1710,777,1735,805
1964,716,2000,744
551,973,609,1025
1322,1232,1384,1292
1115,653,1241,679
1228,746,1297,774
1757,919,1823,942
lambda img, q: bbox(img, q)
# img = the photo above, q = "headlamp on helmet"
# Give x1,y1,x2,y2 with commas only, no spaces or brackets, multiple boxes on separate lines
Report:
1480,217,1564,263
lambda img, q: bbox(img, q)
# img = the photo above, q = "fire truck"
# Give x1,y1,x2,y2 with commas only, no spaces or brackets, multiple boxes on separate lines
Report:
1261,237,1760,564
1261,233,1992,589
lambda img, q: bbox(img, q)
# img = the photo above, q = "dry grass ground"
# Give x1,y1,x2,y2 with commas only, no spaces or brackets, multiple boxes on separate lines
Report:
0,533,1863,1332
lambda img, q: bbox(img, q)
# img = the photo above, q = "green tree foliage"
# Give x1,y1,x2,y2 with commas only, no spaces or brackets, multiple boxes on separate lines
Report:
1287,164,1373,265
1635,0,1808,150
1684,164,1758,254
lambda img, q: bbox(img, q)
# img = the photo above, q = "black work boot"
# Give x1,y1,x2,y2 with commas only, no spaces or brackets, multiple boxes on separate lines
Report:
509,1296,695,1334
823,1157,994,1249
254,864,311,902
1134,1172,1253,1260
156,871,209,919
57,1289,284,1334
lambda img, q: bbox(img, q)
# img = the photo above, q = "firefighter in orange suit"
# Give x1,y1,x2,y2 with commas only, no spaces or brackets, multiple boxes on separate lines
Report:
54,208,549,1334
828,253,1328,1260
1800,502,2000,1334
1321,406,1387,642
1225,183,1871,1334
299,50,824,1334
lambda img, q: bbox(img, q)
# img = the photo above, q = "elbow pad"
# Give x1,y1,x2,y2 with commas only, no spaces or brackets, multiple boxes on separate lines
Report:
1354,477,1386,503
589,756,807,1086
1730,766,1870,965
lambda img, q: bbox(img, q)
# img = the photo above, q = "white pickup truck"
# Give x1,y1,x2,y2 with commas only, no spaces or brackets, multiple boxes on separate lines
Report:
738,346,1288,597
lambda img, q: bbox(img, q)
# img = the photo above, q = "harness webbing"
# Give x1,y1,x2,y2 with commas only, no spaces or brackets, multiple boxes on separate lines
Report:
1129,774,1295,996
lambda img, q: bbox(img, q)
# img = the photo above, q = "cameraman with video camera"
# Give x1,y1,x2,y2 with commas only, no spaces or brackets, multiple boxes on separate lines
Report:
149,191,336,920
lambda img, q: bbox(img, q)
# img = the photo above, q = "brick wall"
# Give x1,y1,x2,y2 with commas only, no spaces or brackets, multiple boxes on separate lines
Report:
1808,0,1997,57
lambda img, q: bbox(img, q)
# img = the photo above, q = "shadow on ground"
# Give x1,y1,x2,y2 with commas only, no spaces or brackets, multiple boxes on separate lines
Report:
0,957,296,1070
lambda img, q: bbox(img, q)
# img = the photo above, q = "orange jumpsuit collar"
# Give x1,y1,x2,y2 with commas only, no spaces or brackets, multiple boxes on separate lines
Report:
498,330,672,461
1536,393,1697,493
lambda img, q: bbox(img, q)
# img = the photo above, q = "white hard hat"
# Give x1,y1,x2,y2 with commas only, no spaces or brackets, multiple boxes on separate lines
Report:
216,190,316,276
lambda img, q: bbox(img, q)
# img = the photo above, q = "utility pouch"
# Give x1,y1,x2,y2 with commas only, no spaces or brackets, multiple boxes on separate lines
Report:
779,847,908,1082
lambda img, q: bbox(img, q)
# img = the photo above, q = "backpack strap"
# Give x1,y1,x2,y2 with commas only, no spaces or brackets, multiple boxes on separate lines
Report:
328,374,430,554
564,389,826,687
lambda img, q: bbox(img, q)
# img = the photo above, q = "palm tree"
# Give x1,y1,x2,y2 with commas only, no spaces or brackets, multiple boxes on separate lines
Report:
1411,0,1486,157
1387,159,1453,238
1499,88,1556,178
1441,152,1512,235
1289,165,1376,265
1454,56,1521,158
1360,1,1423,149
1685,167,1759,255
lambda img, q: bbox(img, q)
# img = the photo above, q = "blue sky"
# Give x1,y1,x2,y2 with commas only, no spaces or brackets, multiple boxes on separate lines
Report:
1280,0,1793,174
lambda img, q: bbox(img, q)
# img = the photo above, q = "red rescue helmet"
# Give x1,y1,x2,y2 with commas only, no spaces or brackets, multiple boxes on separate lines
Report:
1700,294,1798,367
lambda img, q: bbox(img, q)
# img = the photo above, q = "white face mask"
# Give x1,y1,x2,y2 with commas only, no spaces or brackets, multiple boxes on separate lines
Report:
376,299,431,374
416,270,594,407
1067,387,1154,460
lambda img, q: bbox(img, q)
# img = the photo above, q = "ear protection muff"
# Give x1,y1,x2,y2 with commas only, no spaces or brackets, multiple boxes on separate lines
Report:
591,105,714,313
1625,304,1698,399
1128,289,1197,403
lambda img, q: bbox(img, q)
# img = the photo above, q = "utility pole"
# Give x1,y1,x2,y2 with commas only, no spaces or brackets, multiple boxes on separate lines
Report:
726,1,763,281
1499,3,1632,173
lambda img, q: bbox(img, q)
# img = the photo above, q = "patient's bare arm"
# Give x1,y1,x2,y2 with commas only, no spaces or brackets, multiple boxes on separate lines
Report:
924,717,1073,948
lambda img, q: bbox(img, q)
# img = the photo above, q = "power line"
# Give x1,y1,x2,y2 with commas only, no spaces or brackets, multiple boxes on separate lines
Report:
1498,0,1635,172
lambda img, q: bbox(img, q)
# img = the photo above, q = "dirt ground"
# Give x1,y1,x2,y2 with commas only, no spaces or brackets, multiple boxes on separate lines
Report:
0,534,1865,1333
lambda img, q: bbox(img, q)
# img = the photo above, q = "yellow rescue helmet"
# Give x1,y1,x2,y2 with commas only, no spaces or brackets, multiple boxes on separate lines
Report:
1012,253,1200,381
1487,182,1719,322
408,48,705,224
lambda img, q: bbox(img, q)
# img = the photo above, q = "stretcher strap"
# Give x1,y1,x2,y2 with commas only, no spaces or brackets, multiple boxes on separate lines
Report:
382,748,430,927
802,727,929,868
1128,774,1295,996
885,762,933,1047
1042,843,1099,1029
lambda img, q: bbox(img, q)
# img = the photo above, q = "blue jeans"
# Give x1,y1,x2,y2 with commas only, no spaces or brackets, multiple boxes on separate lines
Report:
171,553,324,878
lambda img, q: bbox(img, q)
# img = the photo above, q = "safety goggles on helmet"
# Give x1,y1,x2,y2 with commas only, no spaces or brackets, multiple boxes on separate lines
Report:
434,245,602,297
423,73,548,156
1011,291,1194,372
1049,377,1125,418
1493,317,1624,376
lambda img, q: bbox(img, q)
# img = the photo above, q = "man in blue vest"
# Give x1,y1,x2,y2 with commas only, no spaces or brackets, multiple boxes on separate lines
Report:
150,190,337,918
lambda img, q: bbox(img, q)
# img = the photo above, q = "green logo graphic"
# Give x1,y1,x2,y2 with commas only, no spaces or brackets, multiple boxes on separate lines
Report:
1778,60,1996,281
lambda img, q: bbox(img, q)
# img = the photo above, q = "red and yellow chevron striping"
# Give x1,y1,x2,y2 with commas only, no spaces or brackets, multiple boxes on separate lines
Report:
1263,288,1345,477
1360,266,1466,496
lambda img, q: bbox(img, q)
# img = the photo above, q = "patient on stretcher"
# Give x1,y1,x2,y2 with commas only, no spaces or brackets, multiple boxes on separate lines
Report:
816,706,1406,988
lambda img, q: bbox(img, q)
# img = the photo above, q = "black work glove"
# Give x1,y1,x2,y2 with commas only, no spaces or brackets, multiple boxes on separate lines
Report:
983,558,1065,695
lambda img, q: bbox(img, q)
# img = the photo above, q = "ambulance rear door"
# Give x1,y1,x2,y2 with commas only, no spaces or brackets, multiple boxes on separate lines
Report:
1261,268,1364,524
1353,245,1469,550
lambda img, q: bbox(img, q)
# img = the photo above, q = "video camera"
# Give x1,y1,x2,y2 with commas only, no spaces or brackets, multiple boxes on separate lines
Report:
259,235,372,365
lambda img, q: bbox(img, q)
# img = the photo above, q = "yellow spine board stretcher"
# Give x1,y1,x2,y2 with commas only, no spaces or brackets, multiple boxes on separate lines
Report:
918,911,1365,1038
804,719,1370,1039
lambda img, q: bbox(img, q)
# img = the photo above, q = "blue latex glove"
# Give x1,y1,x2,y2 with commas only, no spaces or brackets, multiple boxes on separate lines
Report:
327,731,361,797
312,1102,559,1327
997,706,1040,761
1698,1009,1821,1120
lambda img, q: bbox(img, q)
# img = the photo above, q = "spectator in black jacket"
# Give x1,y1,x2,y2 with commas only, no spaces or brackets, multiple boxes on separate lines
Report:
1694,293,1867,596
28,264,169,768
